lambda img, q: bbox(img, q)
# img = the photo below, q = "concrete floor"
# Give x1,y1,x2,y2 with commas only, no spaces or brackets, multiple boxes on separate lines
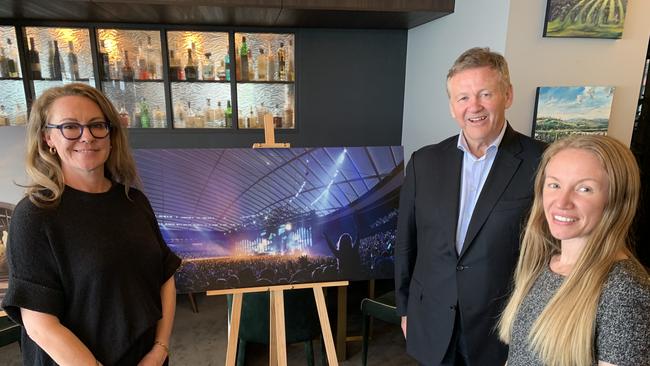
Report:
0,291,416,365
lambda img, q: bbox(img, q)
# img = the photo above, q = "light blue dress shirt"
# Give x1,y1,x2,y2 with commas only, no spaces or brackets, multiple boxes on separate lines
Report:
455,122,507,254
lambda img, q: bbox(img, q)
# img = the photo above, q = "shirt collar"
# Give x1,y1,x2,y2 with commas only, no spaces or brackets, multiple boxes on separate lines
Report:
457,121,508,158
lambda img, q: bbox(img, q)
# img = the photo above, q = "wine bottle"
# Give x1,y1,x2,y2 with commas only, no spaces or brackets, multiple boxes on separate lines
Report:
0,105,8,125
283,101,294,128
240,36,249,81
6,39,18,78
67,41,80,81
204,98,215,125
215,101,225,127
99,40,111,80
277,42,286,81
51,40,62,80
202,52,215,80
217,59,226,81
0,42,9,78
28,37,42,80
122,50,134,81
225,100,233,128
137,42,148,80
146,36,157,79
184,48,198,81
169,49,180,81
256,48,268,81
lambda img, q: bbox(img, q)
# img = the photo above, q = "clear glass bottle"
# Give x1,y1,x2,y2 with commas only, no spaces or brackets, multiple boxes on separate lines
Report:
214,101,225,127
246,106,256,128
122,50,135,81
184,48,198,81
146,35,157,79
153,105,165,128
0,41,10,78
137,42,148,80
272,103,282,128
118,105,130,128
225,100,233,128
0,105,8,125
256,48,268,81
283,100,294,128
202,53,215,80
67,41,80,81
277,42,286,81
217,59,226,81
6,38,19,78
203,98,215,126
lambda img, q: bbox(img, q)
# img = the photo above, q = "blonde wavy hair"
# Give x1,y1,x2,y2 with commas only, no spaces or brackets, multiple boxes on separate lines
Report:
25,83,141,207
498,135,645,366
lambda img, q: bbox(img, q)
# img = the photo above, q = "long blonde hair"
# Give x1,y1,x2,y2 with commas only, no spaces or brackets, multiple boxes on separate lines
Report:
25,83,141,207
498,135,644,366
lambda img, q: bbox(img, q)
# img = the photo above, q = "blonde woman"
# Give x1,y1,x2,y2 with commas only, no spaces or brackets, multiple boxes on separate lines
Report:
498,135,650,366
2,84,181,366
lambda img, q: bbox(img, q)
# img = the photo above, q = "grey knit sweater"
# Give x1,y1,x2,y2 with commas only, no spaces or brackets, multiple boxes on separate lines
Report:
507,260,650,366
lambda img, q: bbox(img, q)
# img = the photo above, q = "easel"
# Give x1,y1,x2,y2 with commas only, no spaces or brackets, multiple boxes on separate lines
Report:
209,116,345,366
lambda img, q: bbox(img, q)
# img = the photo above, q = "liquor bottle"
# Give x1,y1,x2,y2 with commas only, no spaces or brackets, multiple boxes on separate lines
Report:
256,102,268,126
28,37,42,80
216,59,226,81
184,48,198,81
99,40,111,80
268,51,276,81
14,104,26,125
203,98,215,125
214,101,225,127
288,39,294,81
235,46,241,81
225,100,233,128
67,41,80,81
0,105,7,125
122,50,135,81
277,42,286,81
283,100,294,128
140,97,151,128
50,40,62,80
272,103,282,128
247,48,254,80
118,105,130,128
0,42,9,78
224,53,231,81
133,102,142,128
153,105,165,128
202,53,215,80
256,48,268,81
246,106,256,128
240,36,249,81
146,36,157,79
6,39,19,78
137,42,148,80
169,49,181,81
186,101,196,128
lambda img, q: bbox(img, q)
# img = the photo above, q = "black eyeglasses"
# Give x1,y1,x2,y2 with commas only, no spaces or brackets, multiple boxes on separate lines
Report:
46,122,111,140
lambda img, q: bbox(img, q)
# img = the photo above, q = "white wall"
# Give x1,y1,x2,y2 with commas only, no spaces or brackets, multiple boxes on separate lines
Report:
505,0,650,144
401,0,511,159
403,0,650,156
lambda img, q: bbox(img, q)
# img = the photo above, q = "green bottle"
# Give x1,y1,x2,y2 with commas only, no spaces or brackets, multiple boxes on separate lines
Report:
140,97,151,128
225,100,232,128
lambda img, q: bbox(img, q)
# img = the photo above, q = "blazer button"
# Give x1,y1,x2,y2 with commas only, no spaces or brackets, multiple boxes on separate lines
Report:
456,265,465,271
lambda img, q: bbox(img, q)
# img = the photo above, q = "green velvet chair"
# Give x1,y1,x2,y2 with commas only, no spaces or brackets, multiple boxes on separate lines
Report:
360,290,400,366
0,316,20,348
227,289,325,366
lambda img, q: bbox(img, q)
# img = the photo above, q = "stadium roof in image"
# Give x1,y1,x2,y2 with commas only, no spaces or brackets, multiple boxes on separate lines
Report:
133,146,404,232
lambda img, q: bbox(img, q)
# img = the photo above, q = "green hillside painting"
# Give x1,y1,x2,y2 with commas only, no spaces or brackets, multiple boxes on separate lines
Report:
544,0,628,39
533,86,614,143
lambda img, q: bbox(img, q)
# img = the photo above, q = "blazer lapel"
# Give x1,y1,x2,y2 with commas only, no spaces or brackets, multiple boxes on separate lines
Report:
459,125,522,258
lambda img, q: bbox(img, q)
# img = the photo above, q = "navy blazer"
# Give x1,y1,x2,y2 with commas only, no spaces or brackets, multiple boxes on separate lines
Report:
395,124,545,366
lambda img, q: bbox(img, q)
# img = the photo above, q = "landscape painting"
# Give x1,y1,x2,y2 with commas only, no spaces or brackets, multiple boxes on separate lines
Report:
533,86,614,143
543,0,628,39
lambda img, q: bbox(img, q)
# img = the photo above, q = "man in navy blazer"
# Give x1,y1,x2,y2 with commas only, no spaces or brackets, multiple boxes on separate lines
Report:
395,48,545,366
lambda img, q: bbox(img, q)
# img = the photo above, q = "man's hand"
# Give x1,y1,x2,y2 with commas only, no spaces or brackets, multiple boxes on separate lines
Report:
401,316,407,339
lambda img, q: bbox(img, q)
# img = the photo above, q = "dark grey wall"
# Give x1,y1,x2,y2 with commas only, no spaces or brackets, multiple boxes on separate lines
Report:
129,28,407,148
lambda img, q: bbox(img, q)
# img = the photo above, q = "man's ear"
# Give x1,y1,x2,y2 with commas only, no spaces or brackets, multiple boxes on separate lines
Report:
505,84,514,109
448,100,456,119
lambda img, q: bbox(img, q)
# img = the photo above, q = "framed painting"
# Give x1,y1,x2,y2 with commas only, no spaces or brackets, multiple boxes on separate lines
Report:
543,0,628,39
532,86,614,143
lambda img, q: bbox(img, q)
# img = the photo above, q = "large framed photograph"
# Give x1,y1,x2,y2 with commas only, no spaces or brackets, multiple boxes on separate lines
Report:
133,146,404,293
532,86,614,143
543,0,628,39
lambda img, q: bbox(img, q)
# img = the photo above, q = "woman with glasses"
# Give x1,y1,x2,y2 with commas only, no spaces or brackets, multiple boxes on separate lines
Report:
498,135,650,366
2,83,181,366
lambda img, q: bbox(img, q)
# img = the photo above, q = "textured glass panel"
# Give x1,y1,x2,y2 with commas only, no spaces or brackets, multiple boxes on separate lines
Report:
234,33,294,82
97,29,162,81
1,26,22,78
170,82,232,128
102,81,167,128
237,84,294,129
25,27,94,87
166,31,229,81
33,79,94,100
0,80,27,126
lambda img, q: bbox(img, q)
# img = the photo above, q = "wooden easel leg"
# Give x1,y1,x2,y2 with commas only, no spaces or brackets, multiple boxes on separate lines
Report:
226,293,243,366
313,286,339,366
271,289,287,366
336,286,347,361
270,291,277,366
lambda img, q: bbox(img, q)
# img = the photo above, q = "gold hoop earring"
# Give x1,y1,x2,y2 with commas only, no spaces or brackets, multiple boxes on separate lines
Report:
49,146,57,155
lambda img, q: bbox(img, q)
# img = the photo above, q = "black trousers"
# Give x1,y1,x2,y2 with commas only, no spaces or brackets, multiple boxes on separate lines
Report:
440,307,470,366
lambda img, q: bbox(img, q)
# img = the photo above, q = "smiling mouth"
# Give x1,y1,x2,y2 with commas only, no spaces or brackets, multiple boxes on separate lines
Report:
74,149,100,153
467,116,487,123
554,215,577,223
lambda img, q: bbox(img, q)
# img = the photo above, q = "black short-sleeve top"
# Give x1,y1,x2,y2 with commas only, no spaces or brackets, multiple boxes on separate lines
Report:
2,183,182,365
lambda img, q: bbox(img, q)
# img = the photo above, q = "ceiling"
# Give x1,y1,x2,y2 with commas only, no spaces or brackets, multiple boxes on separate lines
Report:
133,146,404,232
0,0,455,29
